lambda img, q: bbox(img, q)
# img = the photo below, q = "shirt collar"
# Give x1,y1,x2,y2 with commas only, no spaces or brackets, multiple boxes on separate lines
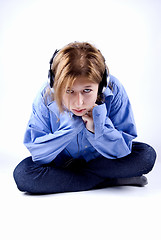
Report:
103,85,113,98
47,101,74,117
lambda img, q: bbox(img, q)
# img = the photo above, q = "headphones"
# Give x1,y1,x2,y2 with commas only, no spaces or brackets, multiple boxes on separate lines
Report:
48,49,59,88
48,49,108,94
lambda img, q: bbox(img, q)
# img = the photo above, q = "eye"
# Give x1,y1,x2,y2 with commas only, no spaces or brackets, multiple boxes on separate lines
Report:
66,89,74,94
83,89,92,93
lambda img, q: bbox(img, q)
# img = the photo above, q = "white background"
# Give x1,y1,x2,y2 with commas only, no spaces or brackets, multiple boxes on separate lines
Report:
0,0,161,239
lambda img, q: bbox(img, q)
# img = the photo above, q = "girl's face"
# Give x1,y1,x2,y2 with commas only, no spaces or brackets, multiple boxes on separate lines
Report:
62,77,99,116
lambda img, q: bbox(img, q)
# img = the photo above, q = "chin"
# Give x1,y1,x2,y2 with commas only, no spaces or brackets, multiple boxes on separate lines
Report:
72,112,85,117
71,108,88,116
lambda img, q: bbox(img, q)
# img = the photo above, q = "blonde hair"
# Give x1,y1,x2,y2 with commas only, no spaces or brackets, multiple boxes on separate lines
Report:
49,42,108,112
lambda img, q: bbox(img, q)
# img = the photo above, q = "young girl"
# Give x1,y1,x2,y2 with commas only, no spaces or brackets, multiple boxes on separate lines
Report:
13,42,156,194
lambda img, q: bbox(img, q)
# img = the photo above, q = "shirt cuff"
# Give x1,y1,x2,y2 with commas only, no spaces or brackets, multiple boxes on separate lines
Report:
86,103,109,139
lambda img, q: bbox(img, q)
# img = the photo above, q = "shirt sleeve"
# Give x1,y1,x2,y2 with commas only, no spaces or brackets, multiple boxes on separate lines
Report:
85,84,137,159
23,92,84,164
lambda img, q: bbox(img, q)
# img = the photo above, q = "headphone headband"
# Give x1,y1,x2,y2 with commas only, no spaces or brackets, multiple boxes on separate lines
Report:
48,48,108,93
48,49,59,88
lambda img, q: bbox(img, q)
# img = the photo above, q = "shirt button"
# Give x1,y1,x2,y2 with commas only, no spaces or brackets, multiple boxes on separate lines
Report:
85,145,88,148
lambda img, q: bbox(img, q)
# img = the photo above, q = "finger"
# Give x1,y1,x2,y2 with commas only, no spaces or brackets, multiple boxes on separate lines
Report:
82,116,87,124
82,115,91,123
82,115,88,121
85,111,92,117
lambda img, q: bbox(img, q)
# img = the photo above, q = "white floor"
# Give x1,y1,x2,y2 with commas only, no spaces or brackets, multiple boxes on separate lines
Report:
1,1,161,239
1,156,161,240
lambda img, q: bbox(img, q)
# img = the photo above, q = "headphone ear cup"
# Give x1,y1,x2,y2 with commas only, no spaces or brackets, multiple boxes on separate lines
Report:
98,68,108,94
48,49,59,88
48,69,54,88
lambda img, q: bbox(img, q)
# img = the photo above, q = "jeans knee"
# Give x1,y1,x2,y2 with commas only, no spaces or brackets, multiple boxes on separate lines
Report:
142,143,157,173
13,164,24,192
13,157,33,192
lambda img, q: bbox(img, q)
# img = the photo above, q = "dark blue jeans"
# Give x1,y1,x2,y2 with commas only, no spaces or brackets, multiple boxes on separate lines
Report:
13,142,156,194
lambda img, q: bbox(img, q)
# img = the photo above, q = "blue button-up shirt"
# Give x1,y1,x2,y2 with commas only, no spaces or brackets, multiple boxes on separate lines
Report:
24,75,137,164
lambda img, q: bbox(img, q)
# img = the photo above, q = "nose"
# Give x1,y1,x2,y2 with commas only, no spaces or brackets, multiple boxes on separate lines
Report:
75,92,84,107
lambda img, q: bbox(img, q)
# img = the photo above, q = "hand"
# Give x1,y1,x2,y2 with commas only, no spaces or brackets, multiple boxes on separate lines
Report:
82,105,97,133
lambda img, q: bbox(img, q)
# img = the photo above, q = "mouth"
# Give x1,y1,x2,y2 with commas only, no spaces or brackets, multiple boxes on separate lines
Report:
72,109,86,113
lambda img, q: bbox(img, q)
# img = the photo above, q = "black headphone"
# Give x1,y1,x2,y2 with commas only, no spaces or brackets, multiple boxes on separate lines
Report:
48,49,59,88
48,49,108,94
